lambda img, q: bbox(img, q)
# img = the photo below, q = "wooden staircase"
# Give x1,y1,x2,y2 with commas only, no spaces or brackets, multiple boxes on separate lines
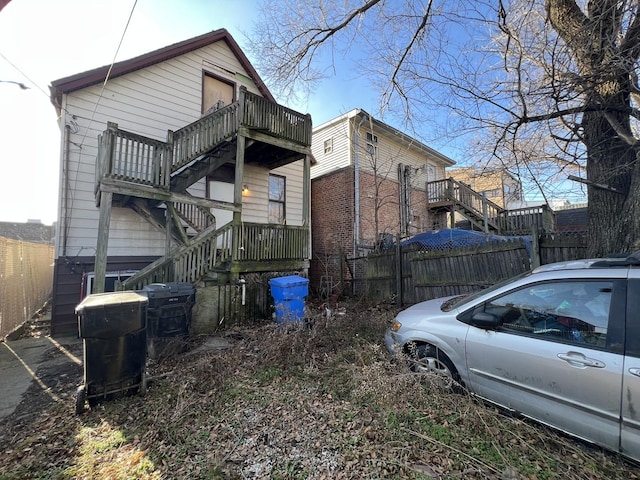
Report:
426,178,556,234
93,88,312,291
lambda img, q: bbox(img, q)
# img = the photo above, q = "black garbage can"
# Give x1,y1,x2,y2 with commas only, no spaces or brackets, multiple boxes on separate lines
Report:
142,283,196,359
75,291,148,413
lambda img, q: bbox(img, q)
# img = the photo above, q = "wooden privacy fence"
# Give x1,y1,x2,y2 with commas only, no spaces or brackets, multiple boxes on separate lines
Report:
363,233,588,306
0,237,54,338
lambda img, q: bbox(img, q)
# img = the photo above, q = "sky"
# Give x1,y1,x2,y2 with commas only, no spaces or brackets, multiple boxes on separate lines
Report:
0,0,381,226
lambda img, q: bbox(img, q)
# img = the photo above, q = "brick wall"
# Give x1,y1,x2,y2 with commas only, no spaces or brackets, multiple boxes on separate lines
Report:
310,167,355,294
358,169,401,247
310,165,448,296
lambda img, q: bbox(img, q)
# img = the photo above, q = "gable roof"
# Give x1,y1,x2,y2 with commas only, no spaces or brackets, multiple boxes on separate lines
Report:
314,109,456,167
49,28,274,107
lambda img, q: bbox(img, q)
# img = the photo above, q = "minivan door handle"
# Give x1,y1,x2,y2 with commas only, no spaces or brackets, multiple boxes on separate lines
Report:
557,352,605,368
628,368,640,377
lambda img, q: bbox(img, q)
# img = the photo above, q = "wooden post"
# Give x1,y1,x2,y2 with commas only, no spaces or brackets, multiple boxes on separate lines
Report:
164,129,174,189
303,152,312,264
93,191,113,293
302,153,311,227
482,194,489,234
530,224,541,269
165,203,172,260
230,89,246,280
238,86,246,125
395,233,403,307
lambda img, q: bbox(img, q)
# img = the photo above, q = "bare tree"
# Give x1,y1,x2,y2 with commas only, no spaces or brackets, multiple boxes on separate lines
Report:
249,0,640,256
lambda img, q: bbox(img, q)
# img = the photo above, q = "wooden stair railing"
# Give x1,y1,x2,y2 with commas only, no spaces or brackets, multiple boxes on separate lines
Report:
120,222,234,290
174,197,216,234
427,178,557,234
170,102,240,173
119,221,310,289
427,178,505,233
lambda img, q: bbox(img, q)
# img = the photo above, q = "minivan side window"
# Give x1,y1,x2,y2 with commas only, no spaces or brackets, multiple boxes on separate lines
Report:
483,280,615,350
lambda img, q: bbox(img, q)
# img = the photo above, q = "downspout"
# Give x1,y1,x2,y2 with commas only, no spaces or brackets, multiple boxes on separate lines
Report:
353,112,366,257
61,123,71,256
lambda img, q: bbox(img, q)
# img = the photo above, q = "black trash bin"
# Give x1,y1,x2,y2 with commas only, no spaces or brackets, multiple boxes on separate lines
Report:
142,283,196,359
75,291,148,414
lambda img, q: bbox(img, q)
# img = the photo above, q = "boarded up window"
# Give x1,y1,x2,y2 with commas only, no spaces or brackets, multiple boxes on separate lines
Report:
203,74,234,114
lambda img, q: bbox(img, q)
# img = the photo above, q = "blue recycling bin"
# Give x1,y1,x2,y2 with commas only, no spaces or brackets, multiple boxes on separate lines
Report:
269,275,309,324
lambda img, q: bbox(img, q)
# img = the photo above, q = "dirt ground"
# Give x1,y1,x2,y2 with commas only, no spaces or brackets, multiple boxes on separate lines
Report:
0,308,84,436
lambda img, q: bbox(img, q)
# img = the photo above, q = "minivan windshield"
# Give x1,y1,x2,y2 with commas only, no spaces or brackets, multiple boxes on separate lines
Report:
442,270,531,311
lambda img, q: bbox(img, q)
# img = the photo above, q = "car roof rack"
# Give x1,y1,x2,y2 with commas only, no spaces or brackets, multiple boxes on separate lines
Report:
590,251,640,268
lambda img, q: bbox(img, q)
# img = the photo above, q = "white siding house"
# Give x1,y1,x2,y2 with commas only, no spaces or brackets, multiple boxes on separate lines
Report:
49,30,312,334
309,109,456,293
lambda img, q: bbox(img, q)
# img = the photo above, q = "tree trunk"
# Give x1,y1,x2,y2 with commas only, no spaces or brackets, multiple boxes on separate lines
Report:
582,71,638,257
547,0,640,257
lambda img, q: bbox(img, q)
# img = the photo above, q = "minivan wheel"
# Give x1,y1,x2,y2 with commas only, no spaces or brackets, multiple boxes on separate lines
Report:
408,343,461,390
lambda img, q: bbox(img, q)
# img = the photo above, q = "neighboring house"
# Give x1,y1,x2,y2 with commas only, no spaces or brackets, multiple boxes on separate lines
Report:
447,166,523,209
310,109,455,295
49,29,312,335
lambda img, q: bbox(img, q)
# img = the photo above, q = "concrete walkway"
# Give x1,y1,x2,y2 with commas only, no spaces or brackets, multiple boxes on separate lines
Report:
0,335,82,421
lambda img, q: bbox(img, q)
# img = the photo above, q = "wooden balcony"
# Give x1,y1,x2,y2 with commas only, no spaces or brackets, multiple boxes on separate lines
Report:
92,88,312,293
426,178,556,234
95,88,312,199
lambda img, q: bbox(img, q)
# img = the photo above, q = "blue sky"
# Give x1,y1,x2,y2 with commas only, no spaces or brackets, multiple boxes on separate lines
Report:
0,0,585,226
0,0,384,225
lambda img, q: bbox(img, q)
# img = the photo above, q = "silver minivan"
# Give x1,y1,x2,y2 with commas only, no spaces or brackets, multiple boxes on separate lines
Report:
385,255,640,461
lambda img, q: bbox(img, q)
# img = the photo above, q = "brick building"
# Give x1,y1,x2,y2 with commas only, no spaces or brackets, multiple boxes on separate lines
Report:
310,110,455,296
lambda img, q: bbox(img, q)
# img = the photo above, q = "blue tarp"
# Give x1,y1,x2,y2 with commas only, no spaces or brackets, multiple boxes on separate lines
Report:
399,229,531,256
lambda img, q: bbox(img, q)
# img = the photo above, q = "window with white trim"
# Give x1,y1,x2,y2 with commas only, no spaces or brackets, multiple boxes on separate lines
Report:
268,174,286,224
324,138,333,155
366,132,378,157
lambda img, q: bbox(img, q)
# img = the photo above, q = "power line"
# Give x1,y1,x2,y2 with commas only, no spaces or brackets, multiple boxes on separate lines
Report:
0,51,49,98
79,0,139,147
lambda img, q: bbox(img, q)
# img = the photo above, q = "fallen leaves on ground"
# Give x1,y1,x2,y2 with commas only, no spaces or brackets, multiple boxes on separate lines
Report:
0,301,638,479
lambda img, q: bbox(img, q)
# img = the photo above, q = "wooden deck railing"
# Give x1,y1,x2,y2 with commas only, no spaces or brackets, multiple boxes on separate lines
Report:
496,205,556,234
236,223,309,261
427,178,556,234
97,123,171,191
120,222,309,289
427,178,504,227
95,89,311,191
243,91,312,146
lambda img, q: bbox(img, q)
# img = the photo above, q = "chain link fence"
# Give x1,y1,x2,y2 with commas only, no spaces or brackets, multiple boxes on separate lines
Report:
0,237,54,338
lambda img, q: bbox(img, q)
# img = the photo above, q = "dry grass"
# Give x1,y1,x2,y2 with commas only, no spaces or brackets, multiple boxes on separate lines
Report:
0,300,638,479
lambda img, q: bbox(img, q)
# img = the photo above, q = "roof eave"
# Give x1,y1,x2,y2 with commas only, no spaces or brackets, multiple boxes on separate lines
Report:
49,29,274,108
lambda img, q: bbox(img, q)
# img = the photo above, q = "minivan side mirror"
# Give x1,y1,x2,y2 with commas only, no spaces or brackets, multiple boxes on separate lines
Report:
470,312,500,329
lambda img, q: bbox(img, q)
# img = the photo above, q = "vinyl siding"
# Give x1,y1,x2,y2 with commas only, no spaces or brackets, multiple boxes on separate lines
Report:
241,161,305,225
354,123,446,188
55,40,272,258
310,118,352,179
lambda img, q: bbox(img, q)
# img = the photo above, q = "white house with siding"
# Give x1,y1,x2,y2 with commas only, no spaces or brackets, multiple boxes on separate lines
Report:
308,109,455,294
49,29,312,335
